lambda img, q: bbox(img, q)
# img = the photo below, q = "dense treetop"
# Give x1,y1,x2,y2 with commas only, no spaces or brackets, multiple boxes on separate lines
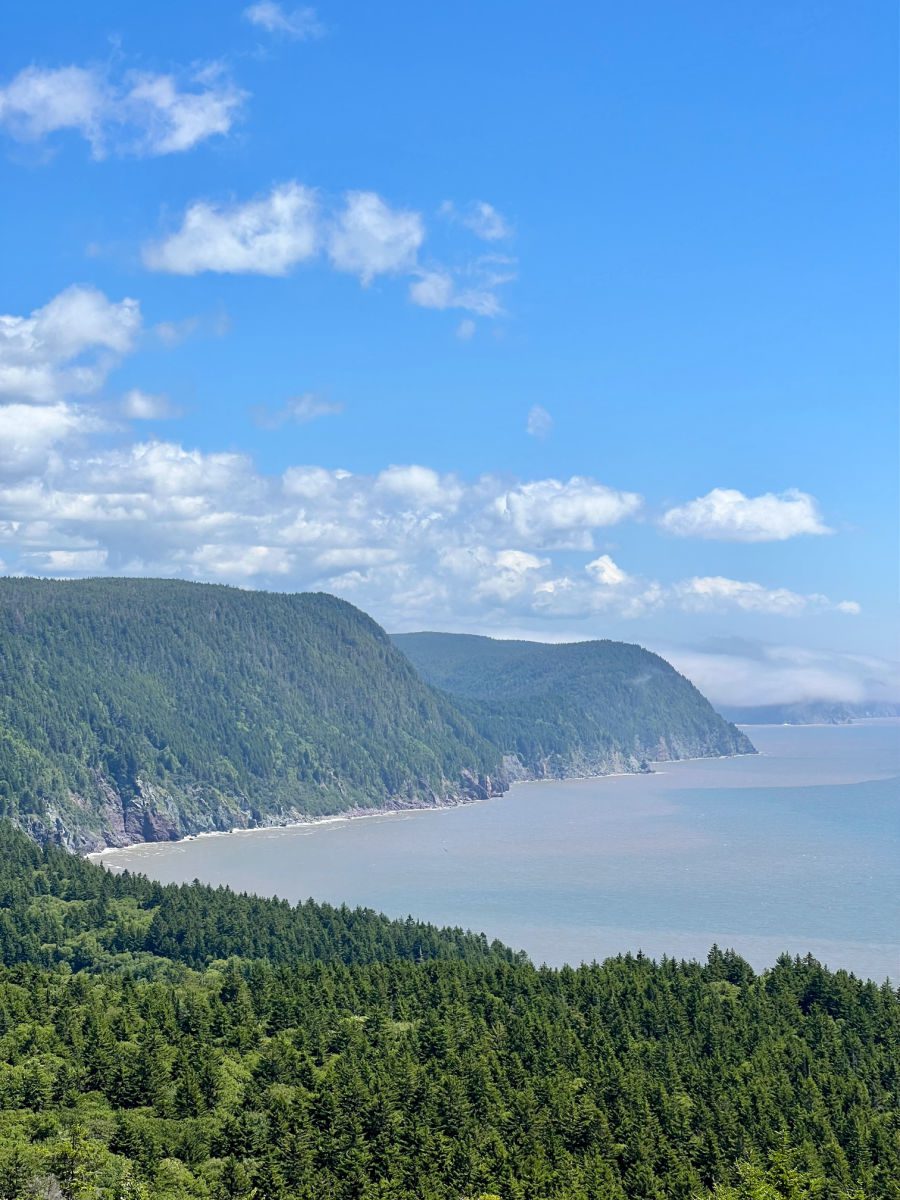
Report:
394,632,754,777
0,821,896,1199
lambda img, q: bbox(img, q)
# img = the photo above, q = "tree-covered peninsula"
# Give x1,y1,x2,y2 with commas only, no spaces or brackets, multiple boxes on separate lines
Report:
393,632,754,778
0,578,752,850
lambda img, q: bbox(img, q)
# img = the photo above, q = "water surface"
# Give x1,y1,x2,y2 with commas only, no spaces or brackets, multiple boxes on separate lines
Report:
97,722,900,980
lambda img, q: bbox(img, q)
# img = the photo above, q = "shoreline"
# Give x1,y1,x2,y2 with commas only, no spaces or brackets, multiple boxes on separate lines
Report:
87,790,502,862
88,748,759,862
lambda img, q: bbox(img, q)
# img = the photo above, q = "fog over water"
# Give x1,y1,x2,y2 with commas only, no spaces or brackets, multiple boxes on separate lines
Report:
97,723,900,981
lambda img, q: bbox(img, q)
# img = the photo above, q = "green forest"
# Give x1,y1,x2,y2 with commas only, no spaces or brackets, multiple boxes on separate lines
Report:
0,578,502,851
0,578,751,852
0,822,896,1200
393,633,753,777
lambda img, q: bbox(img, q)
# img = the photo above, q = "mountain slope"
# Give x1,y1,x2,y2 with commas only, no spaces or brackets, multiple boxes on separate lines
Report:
393,631,755,777
0,578,502,850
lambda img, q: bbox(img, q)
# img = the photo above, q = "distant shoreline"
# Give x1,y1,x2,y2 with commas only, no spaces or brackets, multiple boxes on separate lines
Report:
87,747,760,863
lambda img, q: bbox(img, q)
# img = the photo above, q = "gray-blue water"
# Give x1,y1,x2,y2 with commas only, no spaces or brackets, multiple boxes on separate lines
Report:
96,722,900,981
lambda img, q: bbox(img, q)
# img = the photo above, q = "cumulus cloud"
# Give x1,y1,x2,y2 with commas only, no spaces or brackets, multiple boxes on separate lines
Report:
0,62,245,158
492,477,642,547
141,181,517,320
660,487,831,542
0,402,102,474
375,464,462,509
243,3,324,38
526,404,553,439
0,285,141,405
0,431,653,619
585,554,630,586
456,319,476,341
440,200,512,241
144,183,319,275
328,191,424,283
675,575,858,617
0,392,859,637
252,393,343,428
121,389,178,420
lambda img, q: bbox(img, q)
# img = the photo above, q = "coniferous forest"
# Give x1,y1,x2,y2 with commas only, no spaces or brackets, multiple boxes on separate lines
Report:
0,822,897,1200
393,633,754,778
0,577,751,851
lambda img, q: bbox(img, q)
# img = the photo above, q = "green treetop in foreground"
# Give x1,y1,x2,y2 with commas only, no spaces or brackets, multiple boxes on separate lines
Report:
0,822,896,1200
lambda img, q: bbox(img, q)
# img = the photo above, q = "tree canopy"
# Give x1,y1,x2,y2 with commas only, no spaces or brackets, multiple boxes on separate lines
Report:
0,822,895,1199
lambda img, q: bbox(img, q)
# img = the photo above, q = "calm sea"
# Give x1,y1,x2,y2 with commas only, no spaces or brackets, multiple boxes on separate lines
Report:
95,722,900,981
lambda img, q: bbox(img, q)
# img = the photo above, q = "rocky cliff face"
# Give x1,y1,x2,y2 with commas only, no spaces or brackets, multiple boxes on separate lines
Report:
22,769,509,853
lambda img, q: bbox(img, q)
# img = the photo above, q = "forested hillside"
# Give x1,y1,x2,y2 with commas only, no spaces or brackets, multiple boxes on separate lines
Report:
0,578,754,852
394,632,754,778
0,822,896,1200
0,578,502,851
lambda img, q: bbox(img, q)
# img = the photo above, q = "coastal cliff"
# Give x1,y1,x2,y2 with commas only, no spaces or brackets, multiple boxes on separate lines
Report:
1,578,751,851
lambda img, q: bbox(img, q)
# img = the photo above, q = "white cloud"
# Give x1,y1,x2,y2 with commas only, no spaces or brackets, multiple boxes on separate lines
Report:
526,404,553,439
252,393,343,428
141,182,518,321
243,2,324,38
493,477,643,547
187,543,293,578
660,487,831,542
0,408,860,639
125,65,244,155
375,465,462,509
664,640,900,708
477,549,548,601
585,554,629,587
26,547,108,573
0,286,141,404
409,256,515,317
0,436,649,611
0,65,106,147
328,191,424,283
440,200,512,241
0,63,245,158
144,183,319,276
122,389,178,420
456,319,476,341
675,575,859,617
0,402,101,473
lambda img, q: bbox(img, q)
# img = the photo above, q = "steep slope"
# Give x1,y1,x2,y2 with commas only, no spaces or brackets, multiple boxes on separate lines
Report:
0,578,502,850
394,631,755,777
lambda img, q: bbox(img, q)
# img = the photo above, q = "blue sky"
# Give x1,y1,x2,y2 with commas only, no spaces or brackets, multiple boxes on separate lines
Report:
0,1,896,705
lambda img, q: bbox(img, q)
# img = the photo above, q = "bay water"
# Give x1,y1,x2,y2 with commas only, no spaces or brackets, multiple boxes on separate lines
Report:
95,722,899,981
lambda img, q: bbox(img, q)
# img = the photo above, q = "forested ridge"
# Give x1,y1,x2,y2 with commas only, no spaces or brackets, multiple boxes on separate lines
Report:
0,578,502,851
0,578,753,852
0,823,897,1200
393,633,754,778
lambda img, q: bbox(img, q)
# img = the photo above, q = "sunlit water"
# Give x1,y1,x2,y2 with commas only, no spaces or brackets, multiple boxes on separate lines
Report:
95,722,900,981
